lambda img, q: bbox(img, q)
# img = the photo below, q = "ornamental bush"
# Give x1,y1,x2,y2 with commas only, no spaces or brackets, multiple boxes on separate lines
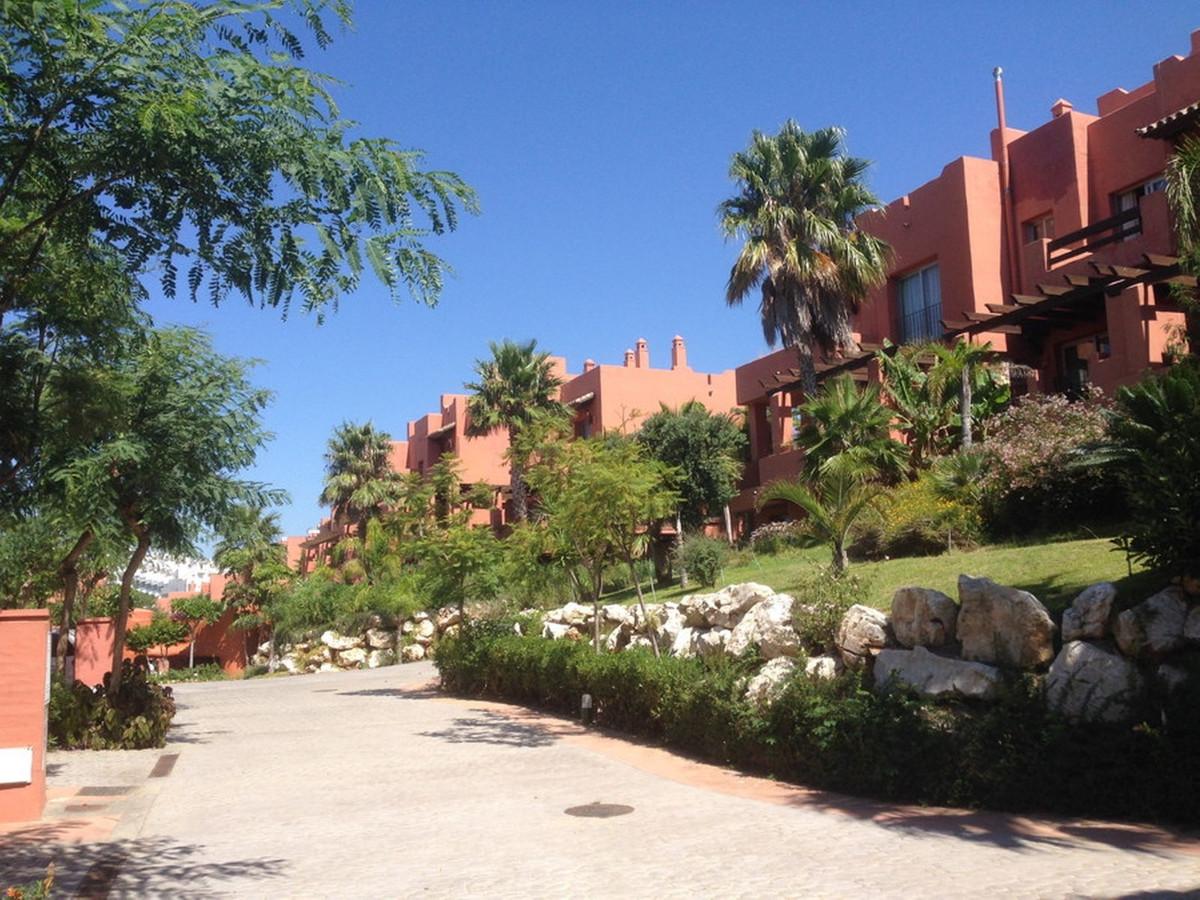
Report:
49,663,177,750
435,626,1199,824
748,520,808,555
674,534,728,587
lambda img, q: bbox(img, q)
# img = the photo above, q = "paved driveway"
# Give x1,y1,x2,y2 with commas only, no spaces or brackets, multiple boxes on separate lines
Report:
3,662,1199,898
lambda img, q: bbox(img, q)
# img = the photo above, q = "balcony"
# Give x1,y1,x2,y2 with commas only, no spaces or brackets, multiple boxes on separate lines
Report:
1047,207,1141,267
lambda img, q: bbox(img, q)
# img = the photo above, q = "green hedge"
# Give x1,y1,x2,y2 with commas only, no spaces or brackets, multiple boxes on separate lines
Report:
436,626,1199,825
49,663,177,750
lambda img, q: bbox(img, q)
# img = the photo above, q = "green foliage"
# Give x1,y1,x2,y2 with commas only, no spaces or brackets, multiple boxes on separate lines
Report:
171,594,223,628
720,122,890,393
319,422,403,538
635,401,746,530
85,585,155,620
49,665,176,749
1102,360,1200,578
436,630,1200,824
496,522,578,609
151,662,227,683
790,566,868,653
674,535,728,587
125,613,189,654
747,521,809,555
413,522,503,616
2,864,54,900
872,473,983,558
795,375,905,480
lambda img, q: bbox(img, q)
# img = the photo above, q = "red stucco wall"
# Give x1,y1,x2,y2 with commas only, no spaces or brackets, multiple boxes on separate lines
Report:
0,609,50,823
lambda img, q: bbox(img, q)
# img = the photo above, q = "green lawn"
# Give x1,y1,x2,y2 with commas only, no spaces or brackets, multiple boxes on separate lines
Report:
609,537,1163,616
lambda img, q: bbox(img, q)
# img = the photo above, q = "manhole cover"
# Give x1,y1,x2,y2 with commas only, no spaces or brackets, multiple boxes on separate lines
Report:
564,802,634,818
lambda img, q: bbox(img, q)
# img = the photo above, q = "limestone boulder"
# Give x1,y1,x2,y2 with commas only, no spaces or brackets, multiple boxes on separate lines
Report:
717,583,777,628
366,649,394,669
337,647,367,668
436,607,462,632
542,622,571,641
558,602,591,627
874,646,1002,700
727,593,799,659
401,620,416,635
744,658,798,707
1046,641,1144,723
1061,582,1117,642
365,628,395,650
694,628,731,658
414,619,436,643
602,604,630,627
401,643,426,662
629,603,663,631
321,630,363,652
278,655,300,674
605,622,632,652
318,662,336,672
627,635,656,652
835,604,892,668
442,624,461,641
890,587,958,648
413,611,430,623
804,655,843,680
671,627,697,658
1114,587,1188,660
679,593,720,628
957,576,1055,670
656,606,688,649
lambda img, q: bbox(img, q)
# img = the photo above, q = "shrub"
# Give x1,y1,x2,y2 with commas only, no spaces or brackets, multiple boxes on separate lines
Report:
150,662,226,683
126,613,189,656
674,534,728,587
748,520,808,555
49,663,176,750
877,473,983,557
435,628,1200,824
979,388,1122,534
789,566,868,653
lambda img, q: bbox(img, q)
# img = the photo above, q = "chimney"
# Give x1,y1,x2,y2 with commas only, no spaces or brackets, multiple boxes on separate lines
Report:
634,338,649,369
1050,98,1073,118
583,358,596,372
623,348,635,367
670,335,688,370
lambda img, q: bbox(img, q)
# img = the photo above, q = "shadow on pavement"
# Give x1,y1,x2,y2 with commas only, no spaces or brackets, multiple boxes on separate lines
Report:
337,686,442,701
0,827,287,897
418,711,558,748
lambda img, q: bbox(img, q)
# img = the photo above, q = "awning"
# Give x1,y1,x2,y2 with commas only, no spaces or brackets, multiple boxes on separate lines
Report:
1136,101,1200,139
427,422,454,438
566,391,595,406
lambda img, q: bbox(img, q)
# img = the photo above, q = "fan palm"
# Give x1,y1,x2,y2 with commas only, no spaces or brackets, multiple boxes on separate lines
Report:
465,339,568,522
319,421,403,540
1165,136,1200,356
758,454,883,573
720,121,891,396
795,375,906,480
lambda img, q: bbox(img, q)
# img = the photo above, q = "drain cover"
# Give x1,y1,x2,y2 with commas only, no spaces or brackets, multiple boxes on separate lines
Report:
564,802,634,818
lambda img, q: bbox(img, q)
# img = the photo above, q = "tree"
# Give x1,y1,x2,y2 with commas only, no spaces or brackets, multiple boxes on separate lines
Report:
465,340,568,522
758,455,883,573
126,613,189,669
720,122,890,396
795,375,906,480
215,505,292,669
929,340,1007,450
414,524,502,623
636,402,745,532
170,594,224,669
0,1,477,324
319,422,403,541
528,438,677,653
1165,135,1200,355
56,327,283,692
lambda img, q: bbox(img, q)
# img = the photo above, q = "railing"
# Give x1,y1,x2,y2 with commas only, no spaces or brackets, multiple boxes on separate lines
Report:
1047,207,1141,266
899,304,944,343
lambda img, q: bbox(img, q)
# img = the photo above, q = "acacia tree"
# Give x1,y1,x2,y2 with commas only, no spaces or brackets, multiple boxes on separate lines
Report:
57,328,283,692
465,340,568,522
720,122,890,397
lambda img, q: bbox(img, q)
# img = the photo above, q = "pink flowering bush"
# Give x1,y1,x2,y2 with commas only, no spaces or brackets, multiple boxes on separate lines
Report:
979,387,1122,533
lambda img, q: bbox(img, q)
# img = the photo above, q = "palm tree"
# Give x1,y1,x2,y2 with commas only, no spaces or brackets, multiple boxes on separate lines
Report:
465,339,568,522
720,122,891,397
319,421,402,540
758,454,882,573
1165,136,1200,356
930,339,999,449
795,375,906,480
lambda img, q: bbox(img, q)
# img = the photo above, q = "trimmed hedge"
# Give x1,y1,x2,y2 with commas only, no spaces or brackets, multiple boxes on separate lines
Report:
436,625,1199,825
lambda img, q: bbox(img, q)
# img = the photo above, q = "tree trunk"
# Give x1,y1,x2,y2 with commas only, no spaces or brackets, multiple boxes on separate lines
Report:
55,529,94,676
796,342,820,400
267,630,278,674
110,523,151,694
723,505,735,546
188,635,196,669
832,540,848,574
676,513,688,589
510,454,528,522
591,570,603,652
628,555,660,658
960,364,974,449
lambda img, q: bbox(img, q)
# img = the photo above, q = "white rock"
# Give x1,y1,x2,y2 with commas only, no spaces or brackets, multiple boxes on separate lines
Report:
874,647,1002,700
413,611,430,623
1114,587,1188,660
401,643,426,662
890,587,958,648
957,576,1055,670
559,602,591,626
318,662,336,672
366,649,393,669
1046,641,1144,723
436,607,462,632
279,655,300,674
678,593,718,628
670,626,697,657
542,622,571,640
694,629,730,658
835,605,892,668
804,655,843,680
744,658,798,706
401,620,416,635
1061,583,1117,642
365,628,394,650
629,603,663,630
627,635,656,652
337,647,367,667
415,619,436,642
605,623,632,652
727,593,799,659
320,630,363,651
656,606,687,648
602,604,630,626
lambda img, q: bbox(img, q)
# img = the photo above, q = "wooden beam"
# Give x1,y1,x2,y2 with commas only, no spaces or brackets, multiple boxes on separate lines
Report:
1145,253,1180,267
1010,294,1045,306
1090,262,1117,277
1037,283,1072,297
986,303,1019,314
1112,265,1150,278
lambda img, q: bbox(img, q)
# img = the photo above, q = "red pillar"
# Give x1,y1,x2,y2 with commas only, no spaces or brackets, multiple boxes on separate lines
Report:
0,609,50,823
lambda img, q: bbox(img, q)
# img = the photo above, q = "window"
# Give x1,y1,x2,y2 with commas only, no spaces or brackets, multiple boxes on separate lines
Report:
898,264,942,342
1023,214,1055,243
1113,176,1165,239
1095,333,1111,360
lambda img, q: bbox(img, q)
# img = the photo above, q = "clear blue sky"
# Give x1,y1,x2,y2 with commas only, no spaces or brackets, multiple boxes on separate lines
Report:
141,1,1199,541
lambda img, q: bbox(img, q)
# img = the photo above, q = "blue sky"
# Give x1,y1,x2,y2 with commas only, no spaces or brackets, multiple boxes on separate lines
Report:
141,1,1199,540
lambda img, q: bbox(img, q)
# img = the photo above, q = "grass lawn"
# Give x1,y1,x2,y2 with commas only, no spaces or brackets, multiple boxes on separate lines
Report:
608,536,1164,616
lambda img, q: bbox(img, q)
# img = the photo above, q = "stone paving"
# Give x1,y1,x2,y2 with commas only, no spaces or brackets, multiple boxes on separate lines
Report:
2,662,1198,897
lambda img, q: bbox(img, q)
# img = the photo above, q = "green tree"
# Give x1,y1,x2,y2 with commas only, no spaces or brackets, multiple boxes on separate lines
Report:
0,0,477,324
1165,135,1200,355
319,422,403,541
758,455,883,573
795,375,906,480
720,122,890,396
213,505,292,670
635,402,745,532
126,612,190,667
170,594,224,669
414,524,502,623
928,340,1007,450
465,340,569,522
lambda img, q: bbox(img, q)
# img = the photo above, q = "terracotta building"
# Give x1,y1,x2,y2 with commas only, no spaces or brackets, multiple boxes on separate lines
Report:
294,335,738,569
733,30,1200,529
